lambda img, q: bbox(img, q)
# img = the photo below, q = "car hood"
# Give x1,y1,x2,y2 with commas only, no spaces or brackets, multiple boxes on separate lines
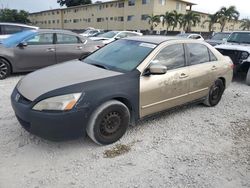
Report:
17,60,122,101
215,43,250,52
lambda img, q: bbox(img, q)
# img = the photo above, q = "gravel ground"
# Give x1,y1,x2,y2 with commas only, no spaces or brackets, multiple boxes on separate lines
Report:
0,75,249,188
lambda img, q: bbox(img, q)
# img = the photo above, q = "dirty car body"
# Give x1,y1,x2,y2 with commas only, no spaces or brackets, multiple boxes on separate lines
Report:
11,36,233,144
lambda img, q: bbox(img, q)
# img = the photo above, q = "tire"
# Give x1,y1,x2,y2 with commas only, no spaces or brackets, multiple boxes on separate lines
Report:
203,79,225,107
0,58,11,80
86,100,130,145
246,67,250,86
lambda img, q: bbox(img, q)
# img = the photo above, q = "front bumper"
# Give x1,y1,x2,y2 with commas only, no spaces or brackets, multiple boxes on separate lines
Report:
11,88,88,141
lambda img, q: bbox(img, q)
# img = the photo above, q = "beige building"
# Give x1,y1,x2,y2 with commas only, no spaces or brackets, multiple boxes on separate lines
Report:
29,0,242,32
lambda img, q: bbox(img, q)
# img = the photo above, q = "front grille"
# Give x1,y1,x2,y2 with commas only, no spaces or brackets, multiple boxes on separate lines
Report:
217,49,242,64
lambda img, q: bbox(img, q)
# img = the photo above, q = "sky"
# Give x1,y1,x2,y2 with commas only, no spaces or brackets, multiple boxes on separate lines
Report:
0,0,249,18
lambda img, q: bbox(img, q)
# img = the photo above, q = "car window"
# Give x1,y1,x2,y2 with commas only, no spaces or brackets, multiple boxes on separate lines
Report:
26,33,54,45
209,50,217,61
126,32,139,37
56,34,80,44
2,25,23,34
152,44,185,70
117,32,127,38
187,43,210,65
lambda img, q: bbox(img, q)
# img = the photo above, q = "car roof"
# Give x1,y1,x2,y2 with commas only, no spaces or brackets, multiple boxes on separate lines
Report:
124,35,186,44
36,29,78,35
0,22,38,29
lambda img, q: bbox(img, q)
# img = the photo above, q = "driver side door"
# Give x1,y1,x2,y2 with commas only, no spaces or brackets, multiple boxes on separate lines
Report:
14,32,56,71
140,43,190,118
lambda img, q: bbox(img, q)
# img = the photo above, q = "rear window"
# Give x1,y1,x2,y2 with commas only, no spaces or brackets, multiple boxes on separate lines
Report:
187,43,209,65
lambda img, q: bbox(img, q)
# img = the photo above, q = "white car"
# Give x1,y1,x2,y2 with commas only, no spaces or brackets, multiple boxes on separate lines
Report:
177,33,204,41
80,29,101,37
0,23,38,40
89,31,143,44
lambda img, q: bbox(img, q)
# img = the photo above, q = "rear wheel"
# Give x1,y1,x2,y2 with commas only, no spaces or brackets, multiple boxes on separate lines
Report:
246,67,250,86
204,79,225,107
86,100,130,145
0,58,11,80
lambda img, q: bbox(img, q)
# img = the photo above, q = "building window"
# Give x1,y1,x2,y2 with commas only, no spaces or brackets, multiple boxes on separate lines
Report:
106,4,108,8
127,15,134,21
118,2,124,8
57,20,60,24
88,18,91,22
159,0,166,5
73,19,80,23
110,17,113,21
52,20,55,24
176,2,181,11
141,14,149,20
128,0,135,6
142,0,150,4
57,11,60,14
118,16,124,22
97,18,104,22
48,20,51,24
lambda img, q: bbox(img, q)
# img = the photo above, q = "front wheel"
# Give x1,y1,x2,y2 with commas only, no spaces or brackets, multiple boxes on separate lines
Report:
203,79,225,107
246,67,250,86
0,58,11,80
86,100,130,145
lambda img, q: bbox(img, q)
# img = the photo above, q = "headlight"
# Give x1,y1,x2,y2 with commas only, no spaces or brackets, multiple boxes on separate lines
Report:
241,52,249,60
33,93,82,111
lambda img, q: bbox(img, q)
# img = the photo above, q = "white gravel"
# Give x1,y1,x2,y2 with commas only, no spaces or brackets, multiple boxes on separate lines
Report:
0,75,249,188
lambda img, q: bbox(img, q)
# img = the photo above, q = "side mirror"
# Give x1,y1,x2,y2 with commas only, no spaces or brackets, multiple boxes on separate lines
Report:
148,64,167,75
17,42,28,48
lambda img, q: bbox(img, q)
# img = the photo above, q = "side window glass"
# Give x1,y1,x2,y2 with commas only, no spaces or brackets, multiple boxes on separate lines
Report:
3,25,23,34
187,43,209,65
26,33,53,45
209,50,217,61
57,34,79,44
153,44,185,70
117,32,127,38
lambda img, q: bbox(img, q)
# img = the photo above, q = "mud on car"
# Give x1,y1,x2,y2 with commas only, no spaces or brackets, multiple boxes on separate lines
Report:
215,31,250,85
11,36,233,145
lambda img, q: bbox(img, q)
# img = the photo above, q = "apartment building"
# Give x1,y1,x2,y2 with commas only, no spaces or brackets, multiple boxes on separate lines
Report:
29,0,242,32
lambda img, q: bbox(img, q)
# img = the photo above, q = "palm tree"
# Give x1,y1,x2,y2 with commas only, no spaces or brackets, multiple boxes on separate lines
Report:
161,11,174,34
180,11,201,32
203,13,219,33
171,10,183,31
240,18,250,30
216,6,240,32
147,14,161,34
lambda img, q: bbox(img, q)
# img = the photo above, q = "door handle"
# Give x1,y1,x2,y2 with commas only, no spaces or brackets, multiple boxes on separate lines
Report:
46,48,55,52
76,46,83,50
179,73,189,78
211,65,217,70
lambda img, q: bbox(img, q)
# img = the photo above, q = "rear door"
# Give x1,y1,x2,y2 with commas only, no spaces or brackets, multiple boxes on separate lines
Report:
13,32,56,71
55,33,87,63
140,43,190,118
186,43,218,101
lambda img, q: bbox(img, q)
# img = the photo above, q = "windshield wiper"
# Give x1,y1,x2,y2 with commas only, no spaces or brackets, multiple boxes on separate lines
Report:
91,63,109,70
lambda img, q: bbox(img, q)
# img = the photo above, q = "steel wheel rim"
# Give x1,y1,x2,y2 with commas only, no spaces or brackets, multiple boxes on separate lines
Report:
0,61,8,78
100,111,122,137
211,85,221,102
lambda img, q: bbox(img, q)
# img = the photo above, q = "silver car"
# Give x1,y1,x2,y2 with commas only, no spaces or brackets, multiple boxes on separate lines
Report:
0,29,103,79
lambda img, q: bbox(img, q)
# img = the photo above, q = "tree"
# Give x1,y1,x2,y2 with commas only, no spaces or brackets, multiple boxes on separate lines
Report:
147,14,161,34
203,13,219,32
171,10,183,31
180,11,200,32
240,18,250,30
161,11,174,34
57,0,92,7
0,9,30,23
216,6,239,32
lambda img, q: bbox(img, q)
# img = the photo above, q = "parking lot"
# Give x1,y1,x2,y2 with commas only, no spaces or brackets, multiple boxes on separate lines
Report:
0,75,249,188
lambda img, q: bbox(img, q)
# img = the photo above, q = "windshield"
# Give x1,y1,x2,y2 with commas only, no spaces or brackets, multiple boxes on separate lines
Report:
83,39,156,72
1,30,35,48
98,31,118,38
211,33,231,40
227,32,250,44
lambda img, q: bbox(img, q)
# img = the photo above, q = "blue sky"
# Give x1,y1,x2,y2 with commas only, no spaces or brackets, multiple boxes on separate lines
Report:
0,0,249,18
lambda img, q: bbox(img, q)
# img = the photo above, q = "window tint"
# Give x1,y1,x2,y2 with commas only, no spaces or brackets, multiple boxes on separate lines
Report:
2,25,23,34
187,43,209,65
26,33,53,45
153,44,185,70
56,34,79,44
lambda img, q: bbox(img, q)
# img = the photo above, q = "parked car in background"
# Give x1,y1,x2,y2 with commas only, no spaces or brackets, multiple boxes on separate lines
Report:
80,29,101,37
11,36,233,144
206,32,231,46
0,22,38,41
215,31,250,85
89,30,143,44
0,29,103,79
177,33,204,41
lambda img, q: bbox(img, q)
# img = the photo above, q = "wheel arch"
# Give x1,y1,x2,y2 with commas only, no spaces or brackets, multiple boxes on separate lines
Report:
218,77,226,87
